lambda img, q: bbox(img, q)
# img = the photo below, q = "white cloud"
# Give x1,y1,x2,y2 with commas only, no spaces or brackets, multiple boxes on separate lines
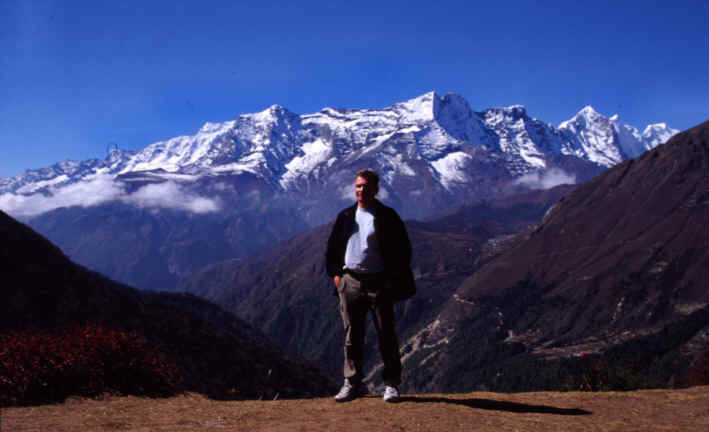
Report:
514,168,576,190
0,175,124,217
122,181,221,214
0,175,220,217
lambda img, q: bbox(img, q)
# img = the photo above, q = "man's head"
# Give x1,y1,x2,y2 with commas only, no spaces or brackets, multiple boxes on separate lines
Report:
354,169,379,208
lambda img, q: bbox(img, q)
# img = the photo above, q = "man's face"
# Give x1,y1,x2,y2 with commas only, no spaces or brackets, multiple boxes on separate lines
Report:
355,176,377,208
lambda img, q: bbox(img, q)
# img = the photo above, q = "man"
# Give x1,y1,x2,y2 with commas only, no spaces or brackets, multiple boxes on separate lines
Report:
325,169,413,403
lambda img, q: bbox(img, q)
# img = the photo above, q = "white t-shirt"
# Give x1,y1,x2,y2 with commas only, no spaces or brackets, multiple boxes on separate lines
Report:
344,206,385,273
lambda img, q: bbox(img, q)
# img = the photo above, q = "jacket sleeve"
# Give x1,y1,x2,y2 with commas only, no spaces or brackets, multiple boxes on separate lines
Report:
377,204,412,271
325,212,346,278
392,210,412,268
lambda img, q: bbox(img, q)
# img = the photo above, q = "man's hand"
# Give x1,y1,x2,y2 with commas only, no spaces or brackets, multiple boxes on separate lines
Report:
334,275,341,288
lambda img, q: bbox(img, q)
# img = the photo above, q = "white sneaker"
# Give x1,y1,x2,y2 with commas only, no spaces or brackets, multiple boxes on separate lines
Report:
334,378,362,402
382,385,400,403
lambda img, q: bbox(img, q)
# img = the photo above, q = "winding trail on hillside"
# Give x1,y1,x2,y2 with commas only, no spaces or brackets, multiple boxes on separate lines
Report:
3,386,708,431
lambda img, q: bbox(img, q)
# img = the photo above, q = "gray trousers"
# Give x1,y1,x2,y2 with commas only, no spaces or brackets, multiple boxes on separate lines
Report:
337,272,401,386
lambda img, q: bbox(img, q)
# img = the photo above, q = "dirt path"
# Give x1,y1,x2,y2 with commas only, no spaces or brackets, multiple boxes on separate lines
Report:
3,386,708,431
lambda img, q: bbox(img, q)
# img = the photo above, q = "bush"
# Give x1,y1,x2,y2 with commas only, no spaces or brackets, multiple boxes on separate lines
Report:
686,350,709,387
0,323,183,406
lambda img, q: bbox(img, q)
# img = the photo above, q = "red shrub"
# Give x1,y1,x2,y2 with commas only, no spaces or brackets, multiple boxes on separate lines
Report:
686,350,709,387
0,324,183,406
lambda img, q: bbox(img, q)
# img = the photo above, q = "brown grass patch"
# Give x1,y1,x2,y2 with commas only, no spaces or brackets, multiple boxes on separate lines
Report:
3,386,708,431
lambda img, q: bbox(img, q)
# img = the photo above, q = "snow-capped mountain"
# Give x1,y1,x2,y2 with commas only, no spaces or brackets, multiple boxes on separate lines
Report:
557,105,678,166
0,92,677,204
642,123,677,149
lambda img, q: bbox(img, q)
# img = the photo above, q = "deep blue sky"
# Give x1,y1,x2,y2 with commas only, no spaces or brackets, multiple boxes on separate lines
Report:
2,0,708,177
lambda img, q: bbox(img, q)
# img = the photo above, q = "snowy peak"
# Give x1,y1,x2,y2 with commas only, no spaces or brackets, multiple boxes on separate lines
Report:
559,105,604,131
643,123,679,147
559,106,678,167
482,105,558,170
579,105,601,117
434,93,491,145
213,104,306,176
250,104,298,125
558,107,622,166
389,91,481,129
390,91,439,123
118,118,238,174
385,92,494,151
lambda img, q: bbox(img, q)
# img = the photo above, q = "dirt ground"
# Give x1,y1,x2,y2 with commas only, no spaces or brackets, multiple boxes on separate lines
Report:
2,386,708,431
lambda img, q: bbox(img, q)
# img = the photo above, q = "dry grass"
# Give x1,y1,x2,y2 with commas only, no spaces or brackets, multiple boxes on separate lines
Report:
3,386,708,431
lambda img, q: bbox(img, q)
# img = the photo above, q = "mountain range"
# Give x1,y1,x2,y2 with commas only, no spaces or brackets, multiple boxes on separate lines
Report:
0,92,678,292
1,92,676,213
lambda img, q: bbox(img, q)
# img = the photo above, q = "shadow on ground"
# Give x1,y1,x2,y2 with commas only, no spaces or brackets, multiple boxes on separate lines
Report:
399,396,592,416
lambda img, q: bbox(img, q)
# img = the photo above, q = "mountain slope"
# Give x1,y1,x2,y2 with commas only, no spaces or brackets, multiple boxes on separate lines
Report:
0,210,335,403
176,187,572,381
402,120,709,392
23,198,309,289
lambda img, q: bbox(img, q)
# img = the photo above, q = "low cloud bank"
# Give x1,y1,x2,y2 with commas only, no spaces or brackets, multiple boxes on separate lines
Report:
0,175,221,217
123,181,220,213
515,168,576,190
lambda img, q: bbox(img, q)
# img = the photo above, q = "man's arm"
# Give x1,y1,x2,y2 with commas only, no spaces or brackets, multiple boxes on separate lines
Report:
394,212,412,266
387,207,412,268
325,211,347,279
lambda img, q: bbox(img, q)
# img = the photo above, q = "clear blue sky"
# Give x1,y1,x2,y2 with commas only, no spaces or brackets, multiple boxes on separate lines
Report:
2,0,708,177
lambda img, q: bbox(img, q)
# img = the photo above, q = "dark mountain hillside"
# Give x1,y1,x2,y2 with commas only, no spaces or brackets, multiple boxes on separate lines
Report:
25,192,309,292
0,210,334,405
420,185,576,234
403,121,709,392
176,187,571,381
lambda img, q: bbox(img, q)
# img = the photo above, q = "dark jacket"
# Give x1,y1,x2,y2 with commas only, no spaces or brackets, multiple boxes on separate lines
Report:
326,199,412,286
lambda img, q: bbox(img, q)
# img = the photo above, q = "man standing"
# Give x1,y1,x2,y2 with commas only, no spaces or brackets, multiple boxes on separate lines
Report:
325,169,413,403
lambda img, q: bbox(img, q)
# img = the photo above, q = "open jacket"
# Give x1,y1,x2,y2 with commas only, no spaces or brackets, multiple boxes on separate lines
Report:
325,200,414,300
